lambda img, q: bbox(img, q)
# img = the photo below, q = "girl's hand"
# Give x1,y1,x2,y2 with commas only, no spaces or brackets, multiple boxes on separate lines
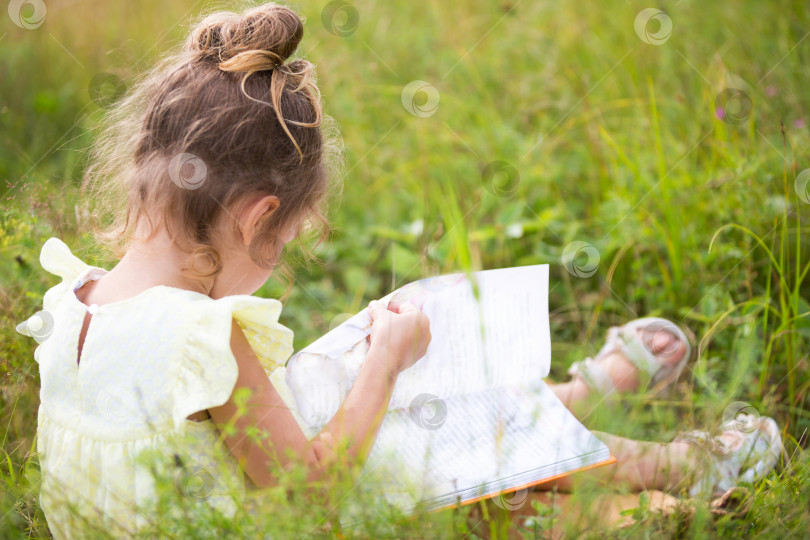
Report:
367,300,431,373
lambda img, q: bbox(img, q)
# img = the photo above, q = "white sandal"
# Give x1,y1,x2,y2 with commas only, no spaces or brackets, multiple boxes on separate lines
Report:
567,317,691,397
674,413,783,498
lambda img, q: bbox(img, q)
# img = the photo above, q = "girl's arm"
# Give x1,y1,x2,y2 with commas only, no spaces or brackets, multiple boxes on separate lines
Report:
207,301,430,488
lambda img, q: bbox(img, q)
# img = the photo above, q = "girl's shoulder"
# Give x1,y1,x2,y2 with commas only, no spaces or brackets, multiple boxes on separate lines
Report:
16,238,295,431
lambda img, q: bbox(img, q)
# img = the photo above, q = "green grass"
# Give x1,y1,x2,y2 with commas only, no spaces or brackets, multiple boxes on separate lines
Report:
2,0,810,537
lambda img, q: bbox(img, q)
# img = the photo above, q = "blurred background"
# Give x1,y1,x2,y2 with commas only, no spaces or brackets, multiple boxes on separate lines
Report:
2,0,809,536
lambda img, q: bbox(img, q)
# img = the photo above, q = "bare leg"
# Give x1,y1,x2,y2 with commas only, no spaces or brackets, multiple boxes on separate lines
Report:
548,326,687,413
548,377,591,411
529,323,697,498
539,431,698,493
546,350,646,421
475,436,696,539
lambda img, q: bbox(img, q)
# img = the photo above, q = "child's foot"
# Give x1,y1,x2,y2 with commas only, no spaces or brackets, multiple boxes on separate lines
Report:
674,413,783,498
567,318,691,398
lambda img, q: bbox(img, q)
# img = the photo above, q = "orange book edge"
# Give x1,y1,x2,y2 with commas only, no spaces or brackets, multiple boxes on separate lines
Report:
429,455,619,513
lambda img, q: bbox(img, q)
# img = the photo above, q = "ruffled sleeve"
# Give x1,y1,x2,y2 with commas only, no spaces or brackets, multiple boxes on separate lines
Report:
172,295,295,431
16,238,93,347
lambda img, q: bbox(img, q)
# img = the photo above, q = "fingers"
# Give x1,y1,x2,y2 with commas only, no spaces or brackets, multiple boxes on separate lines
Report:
369,299,421,317
396,302,420,314
367,300,386,321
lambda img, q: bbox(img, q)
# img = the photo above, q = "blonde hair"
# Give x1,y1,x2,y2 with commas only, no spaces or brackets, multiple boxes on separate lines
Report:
82,2,342,287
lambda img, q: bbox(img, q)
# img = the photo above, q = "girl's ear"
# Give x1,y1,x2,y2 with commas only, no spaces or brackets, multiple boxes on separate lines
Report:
240,195,281,246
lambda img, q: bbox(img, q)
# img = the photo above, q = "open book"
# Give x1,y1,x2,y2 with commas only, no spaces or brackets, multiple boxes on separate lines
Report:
282,265,615,516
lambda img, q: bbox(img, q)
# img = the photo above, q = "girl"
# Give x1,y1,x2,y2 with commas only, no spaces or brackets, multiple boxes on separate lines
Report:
16,3,782,538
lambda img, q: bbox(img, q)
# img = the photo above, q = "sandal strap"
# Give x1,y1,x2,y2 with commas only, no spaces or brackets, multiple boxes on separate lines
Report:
616,325,660,381
620,317,691,387
675,414,783,497
567,356,616,396
568,317,691,396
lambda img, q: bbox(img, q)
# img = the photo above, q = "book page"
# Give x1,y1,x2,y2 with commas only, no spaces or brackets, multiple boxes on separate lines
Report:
285,265,551,431
341,380,610,519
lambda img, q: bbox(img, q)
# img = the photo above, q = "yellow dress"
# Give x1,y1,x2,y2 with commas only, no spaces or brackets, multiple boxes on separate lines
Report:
15,238,301,539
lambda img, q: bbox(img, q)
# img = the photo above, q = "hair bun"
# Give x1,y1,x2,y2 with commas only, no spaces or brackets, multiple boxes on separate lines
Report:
188,3,304,71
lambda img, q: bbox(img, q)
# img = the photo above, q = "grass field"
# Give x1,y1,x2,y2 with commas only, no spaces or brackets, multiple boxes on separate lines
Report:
2,0,809,537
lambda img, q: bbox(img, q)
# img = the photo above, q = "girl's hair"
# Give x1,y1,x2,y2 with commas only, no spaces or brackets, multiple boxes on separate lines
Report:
82,2,342,289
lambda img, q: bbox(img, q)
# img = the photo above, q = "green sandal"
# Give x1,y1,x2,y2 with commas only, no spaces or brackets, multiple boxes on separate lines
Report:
567,317,691,397
675,413,783,498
